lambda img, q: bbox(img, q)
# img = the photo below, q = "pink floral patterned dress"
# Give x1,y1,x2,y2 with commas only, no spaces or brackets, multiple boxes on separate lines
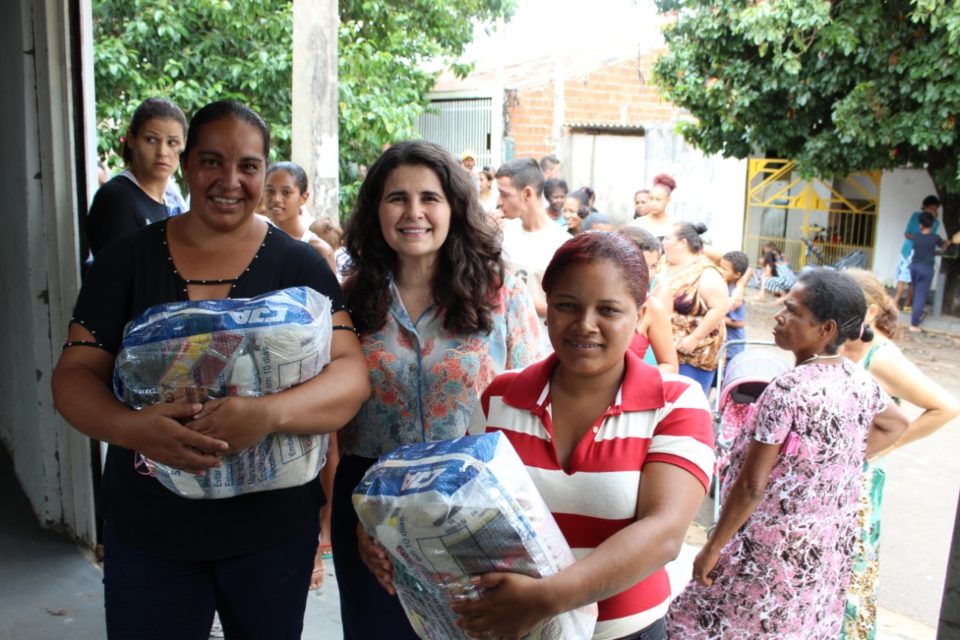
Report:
666,360,888,639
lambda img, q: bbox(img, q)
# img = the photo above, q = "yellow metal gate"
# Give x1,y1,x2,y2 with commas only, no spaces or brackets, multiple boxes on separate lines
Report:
743,159,880,270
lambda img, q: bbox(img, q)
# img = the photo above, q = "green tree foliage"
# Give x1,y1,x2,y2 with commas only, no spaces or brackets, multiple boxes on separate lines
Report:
94,0,294,164
652,1,960,224
93,0,513,217
338,0,513,215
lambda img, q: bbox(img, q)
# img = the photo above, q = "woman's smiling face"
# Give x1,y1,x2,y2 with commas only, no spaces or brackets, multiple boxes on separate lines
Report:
264,169,307,225
377,164,452,264
183,116,266,232
546,258,641,380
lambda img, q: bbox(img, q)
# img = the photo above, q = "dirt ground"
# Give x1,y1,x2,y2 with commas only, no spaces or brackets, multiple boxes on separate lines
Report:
744,296,960,374
734,297,960,630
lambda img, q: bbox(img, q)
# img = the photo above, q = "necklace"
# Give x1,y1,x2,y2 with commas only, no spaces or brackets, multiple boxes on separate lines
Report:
798,353,841,366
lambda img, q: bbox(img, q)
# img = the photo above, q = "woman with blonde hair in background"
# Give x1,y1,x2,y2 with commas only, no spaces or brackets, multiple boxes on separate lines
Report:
839,268,960,639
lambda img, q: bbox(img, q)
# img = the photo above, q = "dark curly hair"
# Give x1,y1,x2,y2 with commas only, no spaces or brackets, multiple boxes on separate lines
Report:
342,140,505,335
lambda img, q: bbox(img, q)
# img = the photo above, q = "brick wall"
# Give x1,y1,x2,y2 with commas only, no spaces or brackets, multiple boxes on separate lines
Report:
506,81,555,161
508,52,682,159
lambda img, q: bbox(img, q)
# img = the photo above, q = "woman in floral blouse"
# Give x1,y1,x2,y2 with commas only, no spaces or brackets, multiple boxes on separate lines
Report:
330,140,543,639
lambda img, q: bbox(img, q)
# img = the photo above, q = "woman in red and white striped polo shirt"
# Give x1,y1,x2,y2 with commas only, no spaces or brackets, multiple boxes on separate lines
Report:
456,232,715,640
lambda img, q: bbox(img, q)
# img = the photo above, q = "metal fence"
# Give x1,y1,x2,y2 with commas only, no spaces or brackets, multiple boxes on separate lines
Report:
416,98,494,168
744,159,880,271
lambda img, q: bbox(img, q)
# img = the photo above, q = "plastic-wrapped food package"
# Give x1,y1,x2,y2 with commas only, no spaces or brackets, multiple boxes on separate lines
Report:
113,286,332,499
353,432,597,640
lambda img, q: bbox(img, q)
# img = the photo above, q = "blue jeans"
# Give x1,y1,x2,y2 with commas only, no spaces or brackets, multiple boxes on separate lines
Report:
910,261,934,326
618,618,666,640
103,520,317,640
679,363,716,397
332,455,420,640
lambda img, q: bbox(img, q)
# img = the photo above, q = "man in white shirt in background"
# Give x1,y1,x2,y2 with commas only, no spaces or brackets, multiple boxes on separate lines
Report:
496,158,571,339
539,154,562,180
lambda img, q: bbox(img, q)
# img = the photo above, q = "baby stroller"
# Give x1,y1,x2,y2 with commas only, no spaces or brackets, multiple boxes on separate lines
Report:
711,341,790,523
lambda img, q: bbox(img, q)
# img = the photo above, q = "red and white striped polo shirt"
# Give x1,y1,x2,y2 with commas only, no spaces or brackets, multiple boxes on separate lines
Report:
469,351,715,639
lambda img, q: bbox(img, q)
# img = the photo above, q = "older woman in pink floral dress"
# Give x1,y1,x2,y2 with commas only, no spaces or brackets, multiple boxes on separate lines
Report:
667,269,907,638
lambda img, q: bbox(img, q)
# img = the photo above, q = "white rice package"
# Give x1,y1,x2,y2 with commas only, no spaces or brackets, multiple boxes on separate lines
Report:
113,286,332,499
353,432,597,640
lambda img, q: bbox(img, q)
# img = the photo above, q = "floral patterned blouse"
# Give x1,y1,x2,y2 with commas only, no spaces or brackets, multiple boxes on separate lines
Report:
339,272,543,459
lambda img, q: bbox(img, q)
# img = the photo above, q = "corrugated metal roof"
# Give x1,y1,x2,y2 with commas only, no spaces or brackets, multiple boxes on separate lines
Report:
565,122,646,135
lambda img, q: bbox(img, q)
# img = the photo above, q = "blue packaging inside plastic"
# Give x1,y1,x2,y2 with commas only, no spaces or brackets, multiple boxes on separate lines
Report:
353,432,597,639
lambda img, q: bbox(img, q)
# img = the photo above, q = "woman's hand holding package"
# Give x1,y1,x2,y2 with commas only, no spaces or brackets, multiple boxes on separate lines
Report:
133,401,229,474
187,396,273,454
451,572,552,640
357,523,396,595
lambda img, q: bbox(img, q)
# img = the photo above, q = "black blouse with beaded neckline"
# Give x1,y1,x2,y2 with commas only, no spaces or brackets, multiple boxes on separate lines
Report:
71,218,345,561
161,219,263,296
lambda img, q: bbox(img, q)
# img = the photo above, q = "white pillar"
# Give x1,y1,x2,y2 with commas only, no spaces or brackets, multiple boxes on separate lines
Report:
291,0,339,220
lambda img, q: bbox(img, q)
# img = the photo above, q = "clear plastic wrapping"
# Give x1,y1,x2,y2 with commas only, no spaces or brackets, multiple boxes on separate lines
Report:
353,432,597,640
113,286,333,499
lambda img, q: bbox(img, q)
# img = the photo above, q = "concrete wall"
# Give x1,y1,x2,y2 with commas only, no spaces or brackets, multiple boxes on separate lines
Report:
643,123,748,255
877,168,939,286
0,0,96,542
565,133,646,225
507,53,678,161
291,0,339,220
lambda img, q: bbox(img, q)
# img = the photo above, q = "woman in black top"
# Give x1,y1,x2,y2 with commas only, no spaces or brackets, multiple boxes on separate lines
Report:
52,101,370,639
87,97,187,256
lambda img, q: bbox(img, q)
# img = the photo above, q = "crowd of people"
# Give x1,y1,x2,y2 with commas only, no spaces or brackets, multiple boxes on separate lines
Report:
52,96,956,640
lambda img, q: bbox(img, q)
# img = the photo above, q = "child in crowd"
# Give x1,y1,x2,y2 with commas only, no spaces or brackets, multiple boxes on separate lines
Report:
310,216,351,282
720,251,749,365
907,211,949,332
754,242,796,301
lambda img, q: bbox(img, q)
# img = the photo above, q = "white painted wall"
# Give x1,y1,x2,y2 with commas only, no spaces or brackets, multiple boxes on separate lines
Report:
877,168,939,287
642,124,747,255
0,0,96,542
566,133,646,225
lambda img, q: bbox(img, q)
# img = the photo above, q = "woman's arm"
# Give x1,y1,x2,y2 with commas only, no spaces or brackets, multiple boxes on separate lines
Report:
868,347,960,453
866,402,910,458
451,463,706,638
52,324,230,474
187,310,371,452
691,439,781,585
503,277,545,368
643,296,679,373
677,268,730,355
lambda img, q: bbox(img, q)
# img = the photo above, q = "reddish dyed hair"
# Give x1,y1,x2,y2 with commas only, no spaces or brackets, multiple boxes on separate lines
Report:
652,173,677,193
542,231,649,305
